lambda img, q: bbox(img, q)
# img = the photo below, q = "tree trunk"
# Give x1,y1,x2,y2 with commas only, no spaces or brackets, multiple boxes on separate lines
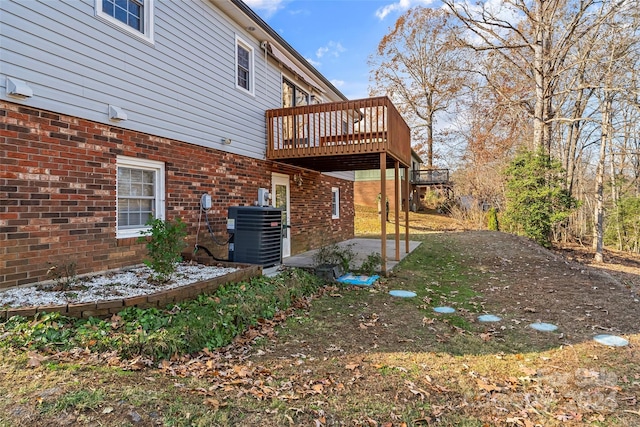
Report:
594,91,612,263
609,140,622,250
533,14,545,152
426,115,434,168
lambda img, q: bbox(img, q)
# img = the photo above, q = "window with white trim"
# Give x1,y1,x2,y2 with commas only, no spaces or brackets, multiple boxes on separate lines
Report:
236,36,254,95
116,156,164,238
96,0,154,43
331,187,340,219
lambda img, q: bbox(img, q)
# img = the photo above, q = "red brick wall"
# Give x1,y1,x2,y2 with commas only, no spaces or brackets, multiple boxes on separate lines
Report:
0,102,354,289
354,180,410,211
288,170,355,254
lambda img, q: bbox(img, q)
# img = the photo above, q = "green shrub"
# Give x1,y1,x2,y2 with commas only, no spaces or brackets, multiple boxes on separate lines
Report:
312,242,355,272
487,207,499,231
359,252,382,275
138,217,187,283
502,149,577,247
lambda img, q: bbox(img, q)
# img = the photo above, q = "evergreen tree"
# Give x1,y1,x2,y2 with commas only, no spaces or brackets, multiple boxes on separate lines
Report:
503,149,577,247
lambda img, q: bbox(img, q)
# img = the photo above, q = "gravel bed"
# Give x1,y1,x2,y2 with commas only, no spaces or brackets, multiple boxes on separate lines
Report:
0,264,238,308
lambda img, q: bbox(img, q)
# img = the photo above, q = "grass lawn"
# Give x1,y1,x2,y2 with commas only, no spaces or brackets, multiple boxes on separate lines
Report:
1,207,639,426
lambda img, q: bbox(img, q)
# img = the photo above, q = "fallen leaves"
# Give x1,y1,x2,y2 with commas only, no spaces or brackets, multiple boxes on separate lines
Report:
26,351,45,368
476,378,502,393
204,398,227,411
405,380,430,400
554,411,583,421
479,332,493,342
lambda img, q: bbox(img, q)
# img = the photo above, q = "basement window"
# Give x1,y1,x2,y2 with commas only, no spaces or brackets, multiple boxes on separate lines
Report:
331,187,340,219
116,156,165,238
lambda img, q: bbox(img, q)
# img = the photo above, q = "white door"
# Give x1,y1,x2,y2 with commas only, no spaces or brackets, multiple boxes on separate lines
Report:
272,173,291,258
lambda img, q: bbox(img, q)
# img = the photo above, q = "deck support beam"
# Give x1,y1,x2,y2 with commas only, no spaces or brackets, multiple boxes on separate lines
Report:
394,160,400,261
380,152,387,275
404,166,410,253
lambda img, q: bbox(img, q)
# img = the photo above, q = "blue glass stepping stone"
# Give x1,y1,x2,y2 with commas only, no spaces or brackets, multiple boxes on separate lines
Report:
529,322,558,332
594,334,629,347
389,290,416,298
433,306,456,314
478,314,501,322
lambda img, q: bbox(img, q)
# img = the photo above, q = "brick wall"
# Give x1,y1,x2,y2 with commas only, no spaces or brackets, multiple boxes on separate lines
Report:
289,170,355,254
354,180,410,211
0,102,354,289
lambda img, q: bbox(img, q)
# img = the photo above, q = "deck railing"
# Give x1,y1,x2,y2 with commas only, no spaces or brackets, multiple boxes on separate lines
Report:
411,169,450,185
266,96,411,167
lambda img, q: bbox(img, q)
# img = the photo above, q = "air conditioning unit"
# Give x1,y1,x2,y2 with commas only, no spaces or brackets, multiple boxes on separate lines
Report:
227,206,282,266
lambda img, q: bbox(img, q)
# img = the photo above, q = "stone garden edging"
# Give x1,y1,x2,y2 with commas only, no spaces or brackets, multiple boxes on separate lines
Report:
0,261,262,320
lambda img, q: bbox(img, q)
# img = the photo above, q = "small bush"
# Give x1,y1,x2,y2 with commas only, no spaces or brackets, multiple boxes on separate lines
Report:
487,207,499,231
312,243,355,272
46,261,78,291
359,252,382,275
138,217,187,283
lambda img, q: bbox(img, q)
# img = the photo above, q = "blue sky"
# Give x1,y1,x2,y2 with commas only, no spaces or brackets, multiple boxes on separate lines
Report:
245,0,436,99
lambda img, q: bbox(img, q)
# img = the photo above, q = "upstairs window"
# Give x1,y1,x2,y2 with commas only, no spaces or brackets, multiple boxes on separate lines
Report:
96,0,154,43
236,36,254,95
282,78,308,107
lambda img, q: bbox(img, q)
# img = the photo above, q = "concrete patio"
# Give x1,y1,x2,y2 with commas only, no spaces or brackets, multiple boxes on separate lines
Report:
279,237,421,273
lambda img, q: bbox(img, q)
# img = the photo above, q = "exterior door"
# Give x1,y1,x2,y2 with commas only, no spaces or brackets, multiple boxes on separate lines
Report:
271,173,291,258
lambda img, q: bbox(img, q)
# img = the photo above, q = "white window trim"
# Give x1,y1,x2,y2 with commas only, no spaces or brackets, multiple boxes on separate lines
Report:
235,35,255,96
95,0,155,44
331,187,340,219
116,156,165,239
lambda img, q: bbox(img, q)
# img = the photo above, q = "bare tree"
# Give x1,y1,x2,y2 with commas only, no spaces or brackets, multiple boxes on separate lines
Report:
592,13,640,260
369,7,467,167
443,0,624,154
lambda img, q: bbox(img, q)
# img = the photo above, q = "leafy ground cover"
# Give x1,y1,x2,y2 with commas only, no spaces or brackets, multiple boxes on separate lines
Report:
1,208,640,426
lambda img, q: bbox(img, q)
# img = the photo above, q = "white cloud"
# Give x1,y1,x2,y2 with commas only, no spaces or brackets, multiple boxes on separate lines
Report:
316,46,329,58
306,57,321,67
375,0,435,20
315,41,345,59
330,79,345,88
244,0,285,17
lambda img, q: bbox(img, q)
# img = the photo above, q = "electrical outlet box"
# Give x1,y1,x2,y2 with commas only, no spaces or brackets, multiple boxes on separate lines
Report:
257,188,270,207
201,193,212,210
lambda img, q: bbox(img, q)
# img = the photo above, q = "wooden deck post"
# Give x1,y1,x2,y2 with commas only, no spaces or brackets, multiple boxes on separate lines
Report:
394,160,400,261
380,152,387,275
404,166,410,253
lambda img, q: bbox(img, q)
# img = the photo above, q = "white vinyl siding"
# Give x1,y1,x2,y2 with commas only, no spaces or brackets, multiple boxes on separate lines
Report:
116,156,165,239
0,0,280,161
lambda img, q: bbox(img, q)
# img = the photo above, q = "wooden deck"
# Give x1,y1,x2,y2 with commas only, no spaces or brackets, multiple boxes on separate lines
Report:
266,96,411,172
412,169,451,186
